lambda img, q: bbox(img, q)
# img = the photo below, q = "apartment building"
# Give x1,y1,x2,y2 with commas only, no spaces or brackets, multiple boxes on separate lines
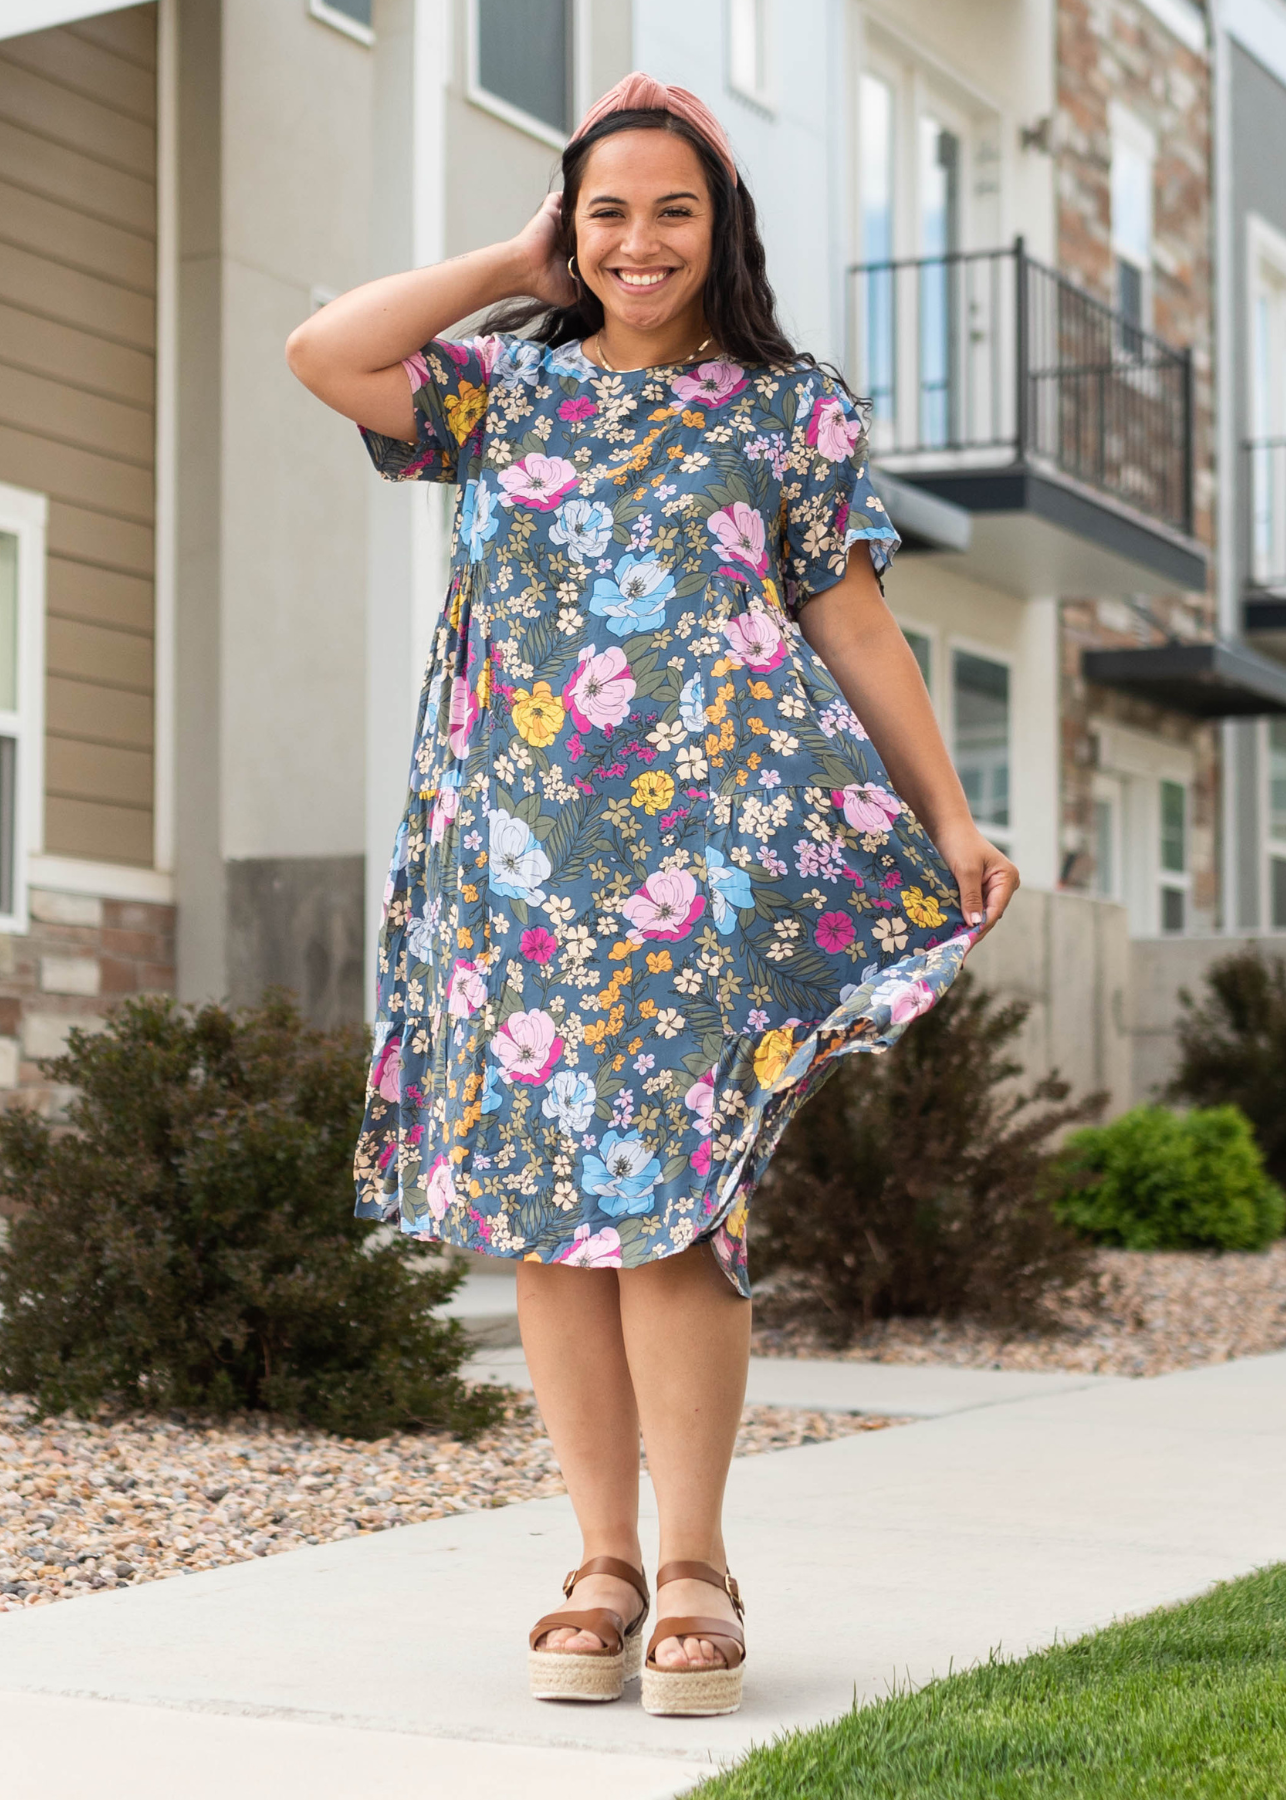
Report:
3,0,1286,1114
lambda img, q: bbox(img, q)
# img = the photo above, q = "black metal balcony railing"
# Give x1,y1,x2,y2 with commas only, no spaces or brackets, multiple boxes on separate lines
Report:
848,238,1195,537
1246,437,1286,593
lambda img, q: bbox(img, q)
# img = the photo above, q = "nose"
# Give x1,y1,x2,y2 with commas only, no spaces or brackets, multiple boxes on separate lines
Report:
616,216,666,263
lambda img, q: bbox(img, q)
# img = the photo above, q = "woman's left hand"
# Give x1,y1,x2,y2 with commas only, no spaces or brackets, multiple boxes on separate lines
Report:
933,822,1020,940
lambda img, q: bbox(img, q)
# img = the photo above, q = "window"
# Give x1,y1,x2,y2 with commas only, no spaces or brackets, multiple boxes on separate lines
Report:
1249,220,1286,592
919,116,959,445
0,483,47,931
729,0,771,106
470,0,574,146
308,0,373,46
1091,772,1125,901
903,628,932,689
1110,109,1155,353
952,650,1010,846
1158,777,1187,932
1268,718,1286,929
858,72,895,424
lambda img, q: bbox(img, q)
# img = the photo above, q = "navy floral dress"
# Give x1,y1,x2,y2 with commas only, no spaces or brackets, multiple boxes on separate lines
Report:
355,334,978,1295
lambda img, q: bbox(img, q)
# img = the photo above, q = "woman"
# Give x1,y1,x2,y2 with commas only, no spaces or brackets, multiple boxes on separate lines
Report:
287,72,1017,1718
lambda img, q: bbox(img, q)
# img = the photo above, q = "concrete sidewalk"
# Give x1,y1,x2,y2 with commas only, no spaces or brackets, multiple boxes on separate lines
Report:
1,1351,1283,1798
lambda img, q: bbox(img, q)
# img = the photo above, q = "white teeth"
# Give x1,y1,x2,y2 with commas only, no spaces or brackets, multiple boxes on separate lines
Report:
616,271,669,287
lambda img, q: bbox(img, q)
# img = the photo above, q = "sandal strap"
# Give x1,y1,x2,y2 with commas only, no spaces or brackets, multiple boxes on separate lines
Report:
563,1555,650,1608
529,1607,624,1655
655,1560,744,1620
646,1615,746,1667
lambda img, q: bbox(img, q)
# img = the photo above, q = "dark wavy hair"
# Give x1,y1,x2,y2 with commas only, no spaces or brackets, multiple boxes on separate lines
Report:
484,108,817,372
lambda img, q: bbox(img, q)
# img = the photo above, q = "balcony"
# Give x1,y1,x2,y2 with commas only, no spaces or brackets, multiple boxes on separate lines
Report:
848,239,1207,597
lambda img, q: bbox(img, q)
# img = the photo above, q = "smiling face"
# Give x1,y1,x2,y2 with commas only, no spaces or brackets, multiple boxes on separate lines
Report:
571,128,714,347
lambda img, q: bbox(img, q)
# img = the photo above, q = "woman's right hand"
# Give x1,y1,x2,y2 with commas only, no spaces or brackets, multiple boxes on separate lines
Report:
512,193,578,309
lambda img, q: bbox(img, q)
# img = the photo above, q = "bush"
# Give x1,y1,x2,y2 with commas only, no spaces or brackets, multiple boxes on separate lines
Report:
0,992,501,1440
753,973,1105,1339
1168,948,1286,1187
1044,1104,1285,1253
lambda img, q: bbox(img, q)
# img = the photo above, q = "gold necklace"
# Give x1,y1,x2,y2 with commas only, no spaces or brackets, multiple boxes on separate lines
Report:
592,331,713,373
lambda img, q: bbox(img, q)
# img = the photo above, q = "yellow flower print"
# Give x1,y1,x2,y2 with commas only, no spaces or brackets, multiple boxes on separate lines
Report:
476,657,491,708
762,578,784,614
722,1194,748,1242
632,770,675,815
511,681,564,746
646,949,673,973
443,379,486,444
753,1026,796,1091
902,886,947,930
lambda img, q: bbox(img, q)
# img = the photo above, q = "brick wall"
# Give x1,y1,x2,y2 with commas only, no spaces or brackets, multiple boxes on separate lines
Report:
1055,0,1218,916
0,890,175,1116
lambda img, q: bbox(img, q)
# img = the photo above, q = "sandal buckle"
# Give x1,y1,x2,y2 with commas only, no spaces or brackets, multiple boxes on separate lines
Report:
724,1571,745,1619
561,1568,577,1599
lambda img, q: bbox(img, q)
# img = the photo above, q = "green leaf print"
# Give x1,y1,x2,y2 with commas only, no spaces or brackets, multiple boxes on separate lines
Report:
662,1151,692,1184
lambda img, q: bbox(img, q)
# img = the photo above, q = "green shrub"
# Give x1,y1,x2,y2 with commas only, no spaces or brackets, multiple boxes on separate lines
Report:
1168,948,1286,1187
753,973,1106,1339
1045,1104,1285,1252
0,992,501,1440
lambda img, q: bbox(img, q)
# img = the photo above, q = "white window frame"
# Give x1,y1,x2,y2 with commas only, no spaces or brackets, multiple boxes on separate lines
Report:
1090,770,1126,902
1092,720,1194,936
308,0,373,48
0,482,47,935
1261,716,1286,930
1247,214,1286,590
466,0,587,152
1109,103,1156,340
727,0,776,114
947,635,1014,853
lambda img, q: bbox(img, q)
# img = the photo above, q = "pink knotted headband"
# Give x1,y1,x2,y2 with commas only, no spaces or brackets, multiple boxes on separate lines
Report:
568,71,739,186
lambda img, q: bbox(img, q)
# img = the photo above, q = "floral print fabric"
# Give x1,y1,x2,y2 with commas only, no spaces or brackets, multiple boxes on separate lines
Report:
354,334,977,1294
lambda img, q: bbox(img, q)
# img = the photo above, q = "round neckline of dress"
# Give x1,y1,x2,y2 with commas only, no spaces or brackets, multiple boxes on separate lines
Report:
574,339,727,377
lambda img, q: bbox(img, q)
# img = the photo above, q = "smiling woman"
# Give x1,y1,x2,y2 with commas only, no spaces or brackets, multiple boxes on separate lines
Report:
284,67,1018,1728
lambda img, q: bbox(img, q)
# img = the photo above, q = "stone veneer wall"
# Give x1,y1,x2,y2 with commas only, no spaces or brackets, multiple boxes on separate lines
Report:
1055,0,1219,922
0,890,175,1117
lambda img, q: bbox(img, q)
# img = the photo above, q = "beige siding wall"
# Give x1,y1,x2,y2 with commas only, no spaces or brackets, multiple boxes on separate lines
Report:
0,3,156,867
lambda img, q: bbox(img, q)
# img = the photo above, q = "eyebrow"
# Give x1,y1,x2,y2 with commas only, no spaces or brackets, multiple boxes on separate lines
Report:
586,191,703,205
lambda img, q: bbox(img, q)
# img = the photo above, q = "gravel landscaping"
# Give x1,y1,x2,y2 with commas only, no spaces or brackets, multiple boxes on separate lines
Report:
0,1395,901,1614
751,1243,1286,1377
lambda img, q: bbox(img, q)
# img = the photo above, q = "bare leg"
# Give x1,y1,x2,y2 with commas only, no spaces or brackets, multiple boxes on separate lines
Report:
517,1260,646,1652
617,1243,751,1671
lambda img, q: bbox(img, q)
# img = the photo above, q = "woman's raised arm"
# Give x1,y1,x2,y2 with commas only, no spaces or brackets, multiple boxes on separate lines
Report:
284,194,574,440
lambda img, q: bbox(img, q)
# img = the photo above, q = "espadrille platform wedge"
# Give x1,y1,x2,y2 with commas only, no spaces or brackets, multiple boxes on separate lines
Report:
641,1560,746,1717
528,1555,650,1703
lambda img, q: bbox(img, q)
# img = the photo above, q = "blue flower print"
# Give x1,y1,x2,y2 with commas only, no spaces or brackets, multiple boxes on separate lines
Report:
541,1069,597,1135
481,1063,505,1114
549,498,613,565
679,673,706,733
589,553,676,636
706,847,754,932
460,478,499,561
486,808,552,904
582,1130,663,1217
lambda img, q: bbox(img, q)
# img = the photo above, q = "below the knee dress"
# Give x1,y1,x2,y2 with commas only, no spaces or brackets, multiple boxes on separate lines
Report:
353,334,980,1296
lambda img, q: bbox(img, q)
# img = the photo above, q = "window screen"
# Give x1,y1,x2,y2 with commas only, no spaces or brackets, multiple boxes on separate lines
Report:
477,0,571,135
0,533,16,713
327,0,370,24
1272,857,1286,931
903,629,931,689
953,650,1009,837
1159,779,1186,875
1269,718,1286,842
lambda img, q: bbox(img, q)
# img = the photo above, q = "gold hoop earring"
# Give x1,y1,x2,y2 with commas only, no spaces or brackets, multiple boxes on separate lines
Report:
567,254,579,282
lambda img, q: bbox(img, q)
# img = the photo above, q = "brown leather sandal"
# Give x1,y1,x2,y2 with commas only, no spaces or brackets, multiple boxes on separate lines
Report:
528,1555,650,1703
641,1560,746,1716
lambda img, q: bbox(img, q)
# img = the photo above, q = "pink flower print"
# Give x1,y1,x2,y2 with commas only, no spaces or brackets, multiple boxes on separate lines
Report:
372,1035,402,1104
556,1224,623,1267
447,959,486,1017
806,395,865,463
470,333,502,377
832,782,903,833
424,1153,456,1221
670,360,747,409
448,676,479,759
689,1139,712,1177
722,609,786,672
491,1008,564,1085
558,396,597,422
401,350,430,389
520,926,557,963
496,454,578,511
815,910,855,953
835,500,850,537
881,869,903,889
429,782,460,844
563,646,636,732
684,1068,716,1136
706,502,768,577
621,868,706,942
885,977,935,1025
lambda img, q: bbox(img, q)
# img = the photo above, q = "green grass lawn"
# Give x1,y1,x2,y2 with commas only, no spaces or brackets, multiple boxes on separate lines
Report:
688,1564,1286,1799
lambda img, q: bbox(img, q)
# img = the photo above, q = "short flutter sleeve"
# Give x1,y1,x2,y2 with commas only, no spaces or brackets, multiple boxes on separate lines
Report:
780,378,900,616
359,334,502,483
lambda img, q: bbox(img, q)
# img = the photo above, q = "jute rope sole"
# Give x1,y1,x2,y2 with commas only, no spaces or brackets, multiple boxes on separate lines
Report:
528,1629,644,1702
641,1660,744,1716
